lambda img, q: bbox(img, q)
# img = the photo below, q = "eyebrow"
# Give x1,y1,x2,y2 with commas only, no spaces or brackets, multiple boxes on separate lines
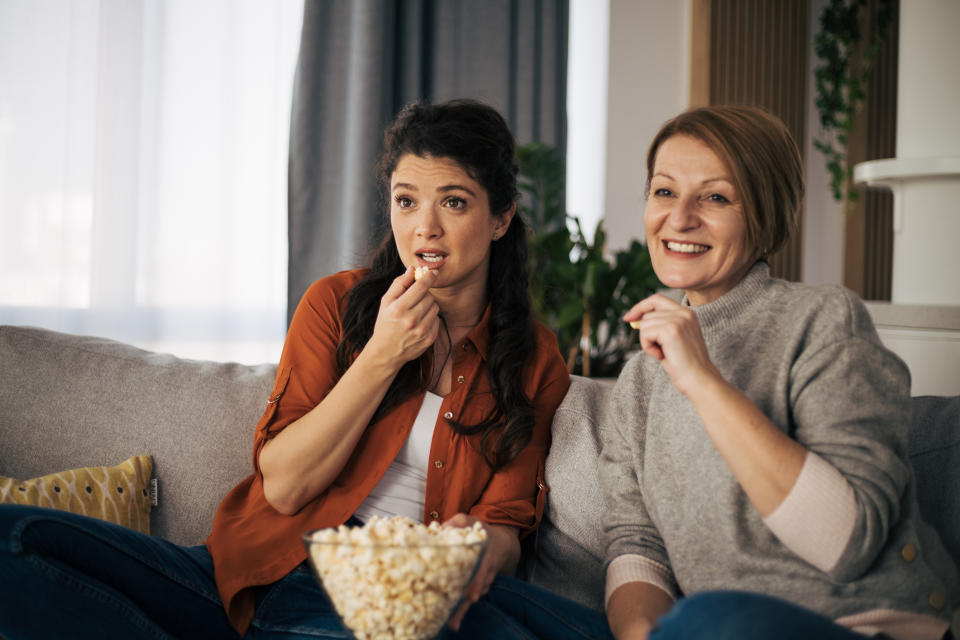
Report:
392,182,478,197
652,172,732,186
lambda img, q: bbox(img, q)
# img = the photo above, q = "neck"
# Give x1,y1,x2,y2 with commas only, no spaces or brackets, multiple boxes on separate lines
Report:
431,280,488,329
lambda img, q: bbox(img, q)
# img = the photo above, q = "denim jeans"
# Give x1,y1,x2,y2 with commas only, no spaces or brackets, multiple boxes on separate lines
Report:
0,505,612,639
649,591,874,640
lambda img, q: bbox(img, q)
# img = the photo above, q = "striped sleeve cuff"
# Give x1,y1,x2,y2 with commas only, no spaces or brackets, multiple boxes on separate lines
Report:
605,554,678,608
763,451,857,573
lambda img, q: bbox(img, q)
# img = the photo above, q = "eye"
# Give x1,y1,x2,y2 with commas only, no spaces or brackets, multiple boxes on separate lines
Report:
394,195,414,209
706,193,730,203
443,196,467,209
653,188,673,197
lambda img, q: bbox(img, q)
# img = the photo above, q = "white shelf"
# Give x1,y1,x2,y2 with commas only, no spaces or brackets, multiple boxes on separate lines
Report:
854,156,960,184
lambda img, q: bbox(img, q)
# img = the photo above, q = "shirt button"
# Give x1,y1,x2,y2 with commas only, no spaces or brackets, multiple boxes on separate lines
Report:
900,543,917,563
928,590,947,610
429,510,439,520
443,411,453,420
457,375,465,384
434,460,444,469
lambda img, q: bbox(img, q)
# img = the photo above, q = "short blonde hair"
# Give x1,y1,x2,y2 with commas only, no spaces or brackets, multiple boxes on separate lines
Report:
645,105,804,259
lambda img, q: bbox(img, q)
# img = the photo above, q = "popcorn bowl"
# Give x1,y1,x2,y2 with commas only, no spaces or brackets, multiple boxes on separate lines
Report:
302,516,488,640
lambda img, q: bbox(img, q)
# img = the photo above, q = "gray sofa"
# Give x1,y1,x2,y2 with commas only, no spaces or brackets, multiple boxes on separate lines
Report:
1,324,959,628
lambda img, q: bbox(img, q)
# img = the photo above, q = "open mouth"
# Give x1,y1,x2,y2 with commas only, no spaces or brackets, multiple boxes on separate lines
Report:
664,240,710,254
416,251,447,267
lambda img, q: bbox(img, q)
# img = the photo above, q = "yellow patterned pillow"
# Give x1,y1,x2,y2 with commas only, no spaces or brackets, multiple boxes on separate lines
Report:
0,455,153,534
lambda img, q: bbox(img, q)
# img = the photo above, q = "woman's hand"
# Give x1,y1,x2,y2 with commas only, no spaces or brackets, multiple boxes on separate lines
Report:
443,514,521,632
623,293,721,397
625,293,808,517
365,267,441,370
260,267,440,515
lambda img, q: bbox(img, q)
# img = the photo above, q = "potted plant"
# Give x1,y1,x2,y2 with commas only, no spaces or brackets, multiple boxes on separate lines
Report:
516,142,661,377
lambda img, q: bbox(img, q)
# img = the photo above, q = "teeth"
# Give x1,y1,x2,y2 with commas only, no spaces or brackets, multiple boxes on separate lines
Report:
419,253,444,262
666,241,709,254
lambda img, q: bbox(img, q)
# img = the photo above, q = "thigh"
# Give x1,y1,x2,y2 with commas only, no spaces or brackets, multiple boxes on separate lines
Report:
476,575,614,640
247,563,354,639
650,591,873,640
0,504,236,640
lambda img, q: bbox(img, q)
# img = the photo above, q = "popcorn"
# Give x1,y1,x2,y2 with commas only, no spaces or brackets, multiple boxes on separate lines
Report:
304,516,487,640
629,320,641,329
414,266,431,281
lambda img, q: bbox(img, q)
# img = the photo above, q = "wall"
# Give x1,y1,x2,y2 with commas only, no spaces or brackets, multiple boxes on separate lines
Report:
594,0,846,285
601,0,692,253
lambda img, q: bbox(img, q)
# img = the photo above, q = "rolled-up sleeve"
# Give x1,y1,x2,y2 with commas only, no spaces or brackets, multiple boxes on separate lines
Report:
782,292,912,582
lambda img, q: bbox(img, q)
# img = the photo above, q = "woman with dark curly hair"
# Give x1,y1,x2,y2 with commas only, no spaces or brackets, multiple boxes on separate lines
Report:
206,98,591,638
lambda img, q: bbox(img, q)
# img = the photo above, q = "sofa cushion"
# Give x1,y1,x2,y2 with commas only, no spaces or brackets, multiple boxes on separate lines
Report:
909,395,960,567
522,375,609,611
0,325,276,546
0,454,153,534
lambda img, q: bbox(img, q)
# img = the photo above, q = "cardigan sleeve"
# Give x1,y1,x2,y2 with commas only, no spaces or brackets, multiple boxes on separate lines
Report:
781,288,913,582
598,355,677,593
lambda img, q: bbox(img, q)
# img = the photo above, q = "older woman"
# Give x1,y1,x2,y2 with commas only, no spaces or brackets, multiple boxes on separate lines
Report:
599,105,959,640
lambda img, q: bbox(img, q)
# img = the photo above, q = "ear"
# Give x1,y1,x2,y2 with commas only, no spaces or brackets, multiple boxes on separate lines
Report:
493,202,516,238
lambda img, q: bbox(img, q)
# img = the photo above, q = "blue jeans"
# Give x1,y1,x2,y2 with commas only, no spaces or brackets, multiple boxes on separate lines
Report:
0,505,611,639
649,591,874,640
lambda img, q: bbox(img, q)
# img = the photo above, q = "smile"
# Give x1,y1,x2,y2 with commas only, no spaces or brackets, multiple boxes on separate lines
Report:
665,241,710,254
417,252,446,263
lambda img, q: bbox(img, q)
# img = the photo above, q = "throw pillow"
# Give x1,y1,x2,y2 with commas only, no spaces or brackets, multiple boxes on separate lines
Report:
0,455,153,534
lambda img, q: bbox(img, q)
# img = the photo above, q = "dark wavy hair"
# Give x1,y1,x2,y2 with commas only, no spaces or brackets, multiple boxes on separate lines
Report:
335,99,535,469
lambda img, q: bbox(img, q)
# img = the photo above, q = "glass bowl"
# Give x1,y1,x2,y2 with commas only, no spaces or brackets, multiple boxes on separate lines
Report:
301,518,488,640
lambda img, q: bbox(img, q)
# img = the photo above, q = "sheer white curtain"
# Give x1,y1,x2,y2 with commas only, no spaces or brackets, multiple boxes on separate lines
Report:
0,0,302,364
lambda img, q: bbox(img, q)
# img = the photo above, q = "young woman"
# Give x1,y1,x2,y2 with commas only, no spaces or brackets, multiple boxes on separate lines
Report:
600,105,958,640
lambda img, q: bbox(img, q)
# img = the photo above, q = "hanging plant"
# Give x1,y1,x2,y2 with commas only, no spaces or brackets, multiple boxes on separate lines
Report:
813,0,894,204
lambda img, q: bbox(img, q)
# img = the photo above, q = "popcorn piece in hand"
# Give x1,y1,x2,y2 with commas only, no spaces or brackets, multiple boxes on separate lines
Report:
306,516,487,640
414,266,431,281
629,320,641,329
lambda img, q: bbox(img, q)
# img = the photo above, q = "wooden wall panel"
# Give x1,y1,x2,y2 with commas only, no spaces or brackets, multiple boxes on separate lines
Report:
707,0,808,282
844,0,898,301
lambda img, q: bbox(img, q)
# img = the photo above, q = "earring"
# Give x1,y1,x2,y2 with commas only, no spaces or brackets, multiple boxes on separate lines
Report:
492,233,499,241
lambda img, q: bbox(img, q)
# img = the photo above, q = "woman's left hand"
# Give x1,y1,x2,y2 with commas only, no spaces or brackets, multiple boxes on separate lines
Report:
624,293,721,397
443,513,520,631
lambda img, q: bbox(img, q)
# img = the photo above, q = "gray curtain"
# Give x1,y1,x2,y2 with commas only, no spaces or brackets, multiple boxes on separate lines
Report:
287,0,569,324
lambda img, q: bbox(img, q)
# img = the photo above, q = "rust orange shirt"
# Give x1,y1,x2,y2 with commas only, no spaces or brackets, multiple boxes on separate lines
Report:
206,269,570,634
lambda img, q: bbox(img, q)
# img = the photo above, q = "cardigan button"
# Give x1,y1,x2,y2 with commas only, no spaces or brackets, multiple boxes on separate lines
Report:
928,590,947,610
457,375,465,384
900,543,917,563
429,511,439,520
443,411,453,420
434,460,444,469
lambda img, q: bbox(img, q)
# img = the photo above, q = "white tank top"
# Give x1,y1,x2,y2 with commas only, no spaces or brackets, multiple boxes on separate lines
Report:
353,392,444,523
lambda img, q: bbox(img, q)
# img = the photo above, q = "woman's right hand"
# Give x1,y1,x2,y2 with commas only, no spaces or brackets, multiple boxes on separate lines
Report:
259,266,441,515
366,267,441,370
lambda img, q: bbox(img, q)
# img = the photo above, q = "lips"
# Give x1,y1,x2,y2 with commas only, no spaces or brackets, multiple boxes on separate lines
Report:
415,250,447,268
664,240,710,254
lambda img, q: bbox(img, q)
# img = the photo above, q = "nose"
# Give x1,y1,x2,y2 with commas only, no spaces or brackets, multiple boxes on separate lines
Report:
666,196,700,231
414,206,443,239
